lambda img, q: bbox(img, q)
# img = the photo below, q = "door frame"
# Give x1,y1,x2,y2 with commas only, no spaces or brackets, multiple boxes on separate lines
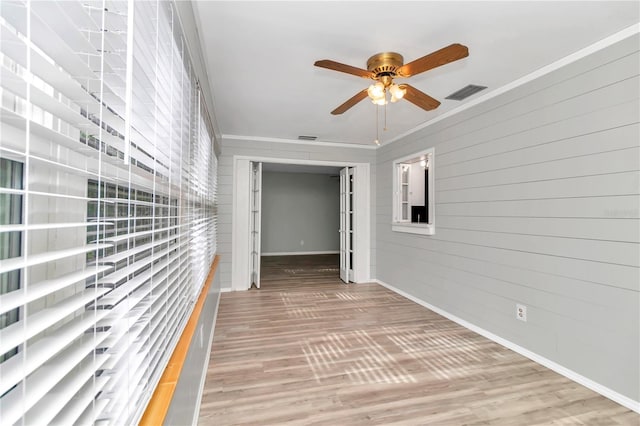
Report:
339,167,350,283
249,161,262,288
231,156,371,291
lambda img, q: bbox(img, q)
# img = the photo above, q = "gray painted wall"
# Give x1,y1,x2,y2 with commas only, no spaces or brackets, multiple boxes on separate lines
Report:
217,138,377,289
165,272,220,426
376,34,640,401
261,172,340,254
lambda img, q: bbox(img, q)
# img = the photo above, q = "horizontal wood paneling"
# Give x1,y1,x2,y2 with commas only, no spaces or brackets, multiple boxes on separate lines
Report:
378,229,639,291
436,171,640,202
430,227,639,266
435,75,639,157
438,122,639,177
437,147,639,190
378,247,637,330
435,195,640,218
436,216,639,242
376,34,640,401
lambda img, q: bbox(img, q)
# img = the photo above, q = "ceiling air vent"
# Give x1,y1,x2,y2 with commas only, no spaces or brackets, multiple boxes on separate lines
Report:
298,135,317,141
445,84,487,101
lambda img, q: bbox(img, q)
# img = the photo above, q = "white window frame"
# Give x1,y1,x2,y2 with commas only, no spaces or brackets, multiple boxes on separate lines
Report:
392,147,435,235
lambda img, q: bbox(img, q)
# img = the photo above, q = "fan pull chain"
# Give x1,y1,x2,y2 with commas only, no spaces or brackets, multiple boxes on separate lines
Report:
384,96,388,131
375,104,380,145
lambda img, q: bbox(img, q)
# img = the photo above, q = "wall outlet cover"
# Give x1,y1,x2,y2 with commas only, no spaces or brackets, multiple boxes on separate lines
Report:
516,304,527,322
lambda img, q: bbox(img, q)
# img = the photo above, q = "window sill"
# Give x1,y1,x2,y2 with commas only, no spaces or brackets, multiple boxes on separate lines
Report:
392,222,435,235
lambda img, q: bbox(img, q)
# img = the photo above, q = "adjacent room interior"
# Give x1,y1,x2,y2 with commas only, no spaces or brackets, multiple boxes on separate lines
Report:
260,163,342,289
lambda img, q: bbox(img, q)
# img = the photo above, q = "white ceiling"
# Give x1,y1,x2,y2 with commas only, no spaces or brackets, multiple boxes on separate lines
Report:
192,1,639,146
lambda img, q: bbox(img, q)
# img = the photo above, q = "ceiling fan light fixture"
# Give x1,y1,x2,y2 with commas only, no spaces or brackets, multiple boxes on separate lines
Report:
372,97,387,106
389,83,406,101
367,82,385,100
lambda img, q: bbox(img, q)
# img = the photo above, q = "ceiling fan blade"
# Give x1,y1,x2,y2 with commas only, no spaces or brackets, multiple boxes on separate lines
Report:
331,89,369,115
315,60,374,79
401,84,441,111
397,43,469,78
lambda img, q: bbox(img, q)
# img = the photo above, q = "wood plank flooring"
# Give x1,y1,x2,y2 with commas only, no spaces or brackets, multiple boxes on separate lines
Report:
199,255,639,425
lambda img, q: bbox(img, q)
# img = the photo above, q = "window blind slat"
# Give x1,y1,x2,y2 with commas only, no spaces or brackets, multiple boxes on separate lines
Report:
49,375,111,426
0,265,112,315
0,243,112,274
95,235,177,264
1,343,110,425
0,221,113,233
25,354,110,425
0,314,110,396
96,250,182,308
0,288,110,355
73,398,111,426
94,244,180,286
98,303,151,365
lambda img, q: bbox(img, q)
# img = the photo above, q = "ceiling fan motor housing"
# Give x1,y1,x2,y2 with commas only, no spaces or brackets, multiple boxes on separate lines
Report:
367,52,404,84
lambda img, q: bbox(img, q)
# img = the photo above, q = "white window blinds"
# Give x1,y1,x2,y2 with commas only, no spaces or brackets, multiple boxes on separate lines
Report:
0,1,218,424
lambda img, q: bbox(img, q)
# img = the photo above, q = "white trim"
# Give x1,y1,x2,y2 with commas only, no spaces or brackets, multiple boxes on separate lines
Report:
231,158,251,291
220,287,233,293
223,134,377,150
392,147,435,235
383,24,640,147
235,156,368,168
249,161,262,289
353,163,371,283
262,250,340,256
391,223,435,235
373,278,640,414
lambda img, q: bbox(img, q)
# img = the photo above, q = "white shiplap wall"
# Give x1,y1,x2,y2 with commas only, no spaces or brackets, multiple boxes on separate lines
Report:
217,137,377,289
376,33,640,403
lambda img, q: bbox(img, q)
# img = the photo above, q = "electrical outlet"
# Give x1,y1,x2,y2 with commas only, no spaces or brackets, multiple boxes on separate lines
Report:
300,240,304,246
516,304,527,322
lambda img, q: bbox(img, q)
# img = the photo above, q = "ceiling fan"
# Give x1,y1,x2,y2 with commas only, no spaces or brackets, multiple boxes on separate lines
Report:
314,43,469,115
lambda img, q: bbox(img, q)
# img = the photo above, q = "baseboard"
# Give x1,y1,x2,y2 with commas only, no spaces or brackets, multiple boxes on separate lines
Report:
373,278,640,414
220,287,233,293
261,250,339,256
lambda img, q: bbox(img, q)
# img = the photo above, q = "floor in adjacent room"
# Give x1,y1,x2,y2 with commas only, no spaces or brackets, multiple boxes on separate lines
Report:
198,254,638,425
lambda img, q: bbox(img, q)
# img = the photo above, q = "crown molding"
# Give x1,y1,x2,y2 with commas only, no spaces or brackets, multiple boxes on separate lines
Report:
222,134,378,150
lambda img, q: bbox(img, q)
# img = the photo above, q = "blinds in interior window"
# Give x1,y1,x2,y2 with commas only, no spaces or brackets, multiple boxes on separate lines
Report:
0,1,217,424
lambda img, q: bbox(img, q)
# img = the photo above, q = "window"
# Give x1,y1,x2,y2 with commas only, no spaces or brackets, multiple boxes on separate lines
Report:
0,158,23,364
0,1,217,424
392,147,435,235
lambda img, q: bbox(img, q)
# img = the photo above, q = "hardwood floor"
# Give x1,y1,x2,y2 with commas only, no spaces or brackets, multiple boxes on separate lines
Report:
199,255,638,425
260,254,342,289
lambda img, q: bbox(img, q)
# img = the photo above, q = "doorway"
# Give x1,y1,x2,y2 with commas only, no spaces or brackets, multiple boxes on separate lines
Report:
231,157,370,291
259,163,342,287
